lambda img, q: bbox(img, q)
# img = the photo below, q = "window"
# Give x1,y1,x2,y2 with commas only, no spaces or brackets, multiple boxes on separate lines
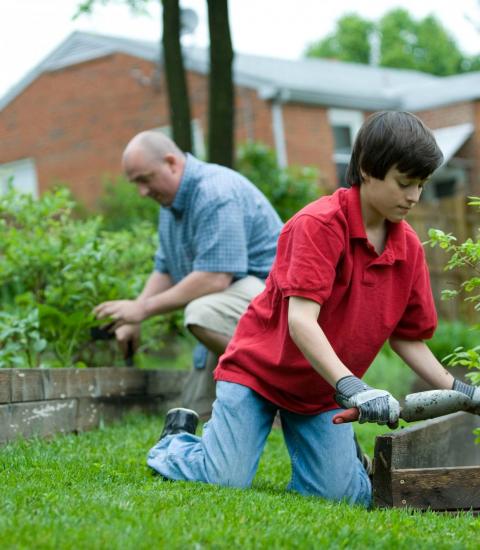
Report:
328,109,363,187
153,119,205,159
0,158,38,197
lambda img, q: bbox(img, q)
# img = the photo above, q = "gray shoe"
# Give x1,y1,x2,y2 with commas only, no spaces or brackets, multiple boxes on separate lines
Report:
159,407,199,440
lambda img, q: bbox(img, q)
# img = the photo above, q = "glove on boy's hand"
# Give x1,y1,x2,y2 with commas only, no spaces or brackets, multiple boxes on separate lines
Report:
335,375,400,425
453,379,480,410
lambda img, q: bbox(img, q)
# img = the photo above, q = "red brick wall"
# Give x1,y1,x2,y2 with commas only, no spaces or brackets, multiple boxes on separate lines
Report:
415,102,475,129
3,51,477,204
282,103,336,189
0,54,172,206
0,53,339,206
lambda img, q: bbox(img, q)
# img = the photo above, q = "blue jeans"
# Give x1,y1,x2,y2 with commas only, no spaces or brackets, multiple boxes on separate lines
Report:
147,381,372,507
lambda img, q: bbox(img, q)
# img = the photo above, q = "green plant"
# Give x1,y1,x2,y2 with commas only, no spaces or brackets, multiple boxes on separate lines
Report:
96,176,160,231
427,197,480,380
236,141,324,221
0,307,46,368
427,319,479,363
0,186,183,368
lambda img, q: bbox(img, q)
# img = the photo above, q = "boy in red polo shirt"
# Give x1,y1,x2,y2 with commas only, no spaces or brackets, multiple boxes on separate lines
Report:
147,111,475,507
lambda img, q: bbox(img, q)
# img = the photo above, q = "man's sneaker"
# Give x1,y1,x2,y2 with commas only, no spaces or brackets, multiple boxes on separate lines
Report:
353,433,373,478
159,407,199,440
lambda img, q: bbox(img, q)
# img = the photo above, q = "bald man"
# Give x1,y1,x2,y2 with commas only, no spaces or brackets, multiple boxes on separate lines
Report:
94,132,283,417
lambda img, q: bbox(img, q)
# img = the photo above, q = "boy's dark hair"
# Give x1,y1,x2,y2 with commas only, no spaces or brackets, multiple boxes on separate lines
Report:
346,111,443,186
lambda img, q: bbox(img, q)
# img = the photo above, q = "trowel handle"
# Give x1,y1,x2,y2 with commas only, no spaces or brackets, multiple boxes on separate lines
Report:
332,408,359,424
332,407,399,429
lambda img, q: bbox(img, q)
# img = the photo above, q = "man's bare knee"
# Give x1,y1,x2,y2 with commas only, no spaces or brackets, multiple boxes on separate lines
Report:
188,324,230,355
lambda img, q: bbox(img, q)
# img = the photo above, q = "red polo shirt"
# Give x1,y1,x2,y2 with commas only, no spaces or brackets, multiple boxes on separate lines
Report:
214,186,437,415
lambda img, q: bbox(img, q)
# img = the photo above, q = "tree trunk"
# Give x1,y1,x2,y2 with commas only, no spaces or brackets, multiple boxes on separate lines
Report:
162,0,192,152
207,0,234,167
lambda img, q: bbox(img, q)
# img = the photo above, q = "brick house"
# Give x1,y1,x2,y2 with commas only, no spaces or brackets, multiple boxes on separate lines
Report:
0,30,479,207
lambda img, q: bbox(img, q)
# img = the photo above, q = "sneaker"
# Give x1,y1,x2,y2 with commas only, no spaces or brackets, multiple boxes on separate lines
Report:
353,433,373,477
159,407,199,440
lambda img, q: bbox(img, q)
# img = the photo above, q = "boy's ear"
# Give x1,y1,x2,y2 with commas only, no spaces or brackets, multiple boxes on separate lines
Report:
360,170,371,184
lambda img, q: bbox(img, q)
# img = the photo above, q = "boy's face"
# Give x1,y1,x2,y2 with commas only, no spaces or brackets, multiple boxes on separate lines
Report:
360,166,427,224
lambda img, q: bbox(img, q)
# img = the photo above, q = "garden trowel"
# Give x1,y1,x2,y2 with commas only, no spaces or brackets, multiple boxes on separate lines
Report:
332,389,480,427
90,321,135,367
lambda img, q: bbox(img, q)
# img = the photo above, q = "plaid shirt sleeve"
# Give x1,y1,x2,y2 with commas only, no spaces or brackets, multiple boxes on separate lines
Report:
154,245,168,273
191,197,248,275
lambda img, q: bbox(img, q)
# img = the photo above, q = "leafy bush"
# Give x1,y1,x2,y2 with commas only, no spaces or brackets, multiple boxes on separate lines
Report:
236,141,325,221
427,197,480,383
96,176,159,231
427,319,479,363
0,186,183,368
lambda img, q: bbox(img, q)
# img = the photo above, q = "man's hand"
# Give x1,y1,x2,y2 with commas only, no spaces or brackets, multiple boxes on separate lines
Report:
115,324,140,358
335,375,400,425
93,299,148,326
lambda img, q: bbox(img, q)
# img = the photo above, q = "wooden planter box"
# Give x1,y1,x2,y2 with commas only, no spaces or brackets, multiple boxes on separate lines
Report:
373,412,480,511
0,368,187,445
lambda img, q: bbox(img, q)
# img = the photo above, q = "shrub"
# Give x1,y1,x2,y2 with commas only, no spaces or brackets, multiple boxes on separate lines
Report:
236,141,325,221
96,176,159,231
427,197,480,383
0,186,183,368
427,319,479,363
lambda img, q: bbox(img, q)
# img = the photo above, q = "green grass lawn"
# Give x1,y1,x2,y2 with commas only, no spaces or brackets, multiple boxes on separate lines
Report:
1,413,479,550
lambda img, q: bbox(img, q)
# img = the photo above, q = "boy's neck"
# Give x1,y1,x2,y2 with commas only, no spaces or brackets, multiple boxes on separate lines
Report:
358,186,388,254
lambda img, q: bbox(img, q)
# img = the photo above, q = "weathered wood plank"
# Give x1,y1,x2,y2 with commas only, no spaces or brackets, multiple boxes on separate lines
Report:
11,370,45,402
146,370,188,396
391,466,480,510
0,368,189,445
4,399,78,441
95,368,146,397
66,369,98,398
42,369,70,400
373,412,480,510
0,404,12,443
76,396,156,432
373,435,394,508
0,370,12,404
377,413,480,470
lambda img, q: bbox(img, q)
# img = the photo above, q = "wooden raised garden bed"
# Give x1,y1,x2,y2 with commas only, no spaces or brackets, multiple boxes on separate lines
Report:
0,368,187,445
373,412,480,512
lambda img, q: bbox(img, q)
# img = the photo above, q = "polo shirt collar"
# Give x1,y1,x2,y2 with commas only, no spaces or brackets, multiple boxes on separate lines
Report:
345,185,406,263
169,153,197,216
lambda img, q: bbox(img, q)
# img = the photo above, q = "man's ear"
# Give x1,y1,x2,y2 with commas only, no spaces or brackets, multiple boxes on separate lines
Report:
164,153,177,171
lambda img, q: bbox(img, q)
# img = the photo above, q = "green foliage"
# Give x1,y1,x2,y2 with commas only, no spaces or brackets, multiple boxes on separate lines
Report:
236,141,323,221
0,308,46,368
0,186,181,368
305,13,374,64
1,414,479,549
96,176,159,231
427,197,480,380
305,8,480,76
427,319,479,363
363,345,415,398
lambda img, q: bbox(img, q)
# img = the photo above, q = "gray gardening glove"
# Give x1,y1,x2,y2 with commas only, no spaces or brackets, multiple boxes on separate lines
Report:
335,375,400,426
452,379,480,412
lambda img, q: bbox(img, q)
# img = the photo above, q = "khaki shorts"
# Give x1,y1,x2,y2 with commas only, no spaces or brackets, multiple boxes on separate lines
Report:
184,275,266,336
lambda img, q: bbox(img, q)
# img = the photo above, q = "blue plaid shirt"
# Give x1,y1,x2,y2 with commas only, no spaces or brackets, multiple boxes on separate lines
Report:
154,154,282,283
